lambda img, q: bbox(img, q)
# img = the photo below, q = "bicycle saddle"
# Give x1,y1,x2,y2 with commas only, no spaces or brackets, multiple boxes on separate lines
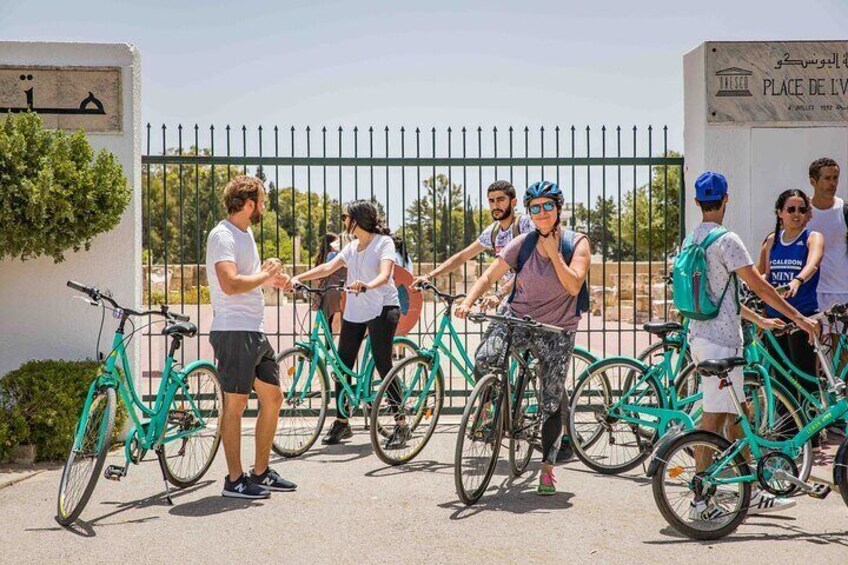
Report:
696,357,746,376
642,321,683,336
162,322,198,338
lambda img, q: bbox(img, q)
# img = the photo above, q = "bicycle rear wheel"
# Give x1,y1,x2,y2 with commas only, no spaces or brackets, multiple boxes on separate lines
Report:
161,365,224,487
273,347,330,458
370,354,444,466
455,374,504,505
56,386,116,526
743,375,811,484
569,358,662,474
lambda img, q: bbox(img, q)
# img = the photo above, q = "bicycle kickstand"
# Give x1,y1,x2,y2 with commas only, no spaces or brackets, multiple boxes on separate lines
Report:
155,448,174,506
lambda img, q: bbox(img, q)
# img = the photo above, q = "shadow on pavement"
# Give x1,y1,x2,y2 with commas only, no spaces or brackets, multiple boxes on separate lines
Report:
169,495,265,517
27,480,214,537
364,459,453,478
438,466,575,520
646,520,848,547
270,438,375,464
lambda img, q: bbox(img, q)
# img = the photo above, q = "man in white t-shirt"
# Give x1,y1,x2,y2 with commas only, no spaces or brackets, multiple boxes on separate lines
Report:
412,180,533,306
686,172,818,519
206,175,296,499
806,158,848,313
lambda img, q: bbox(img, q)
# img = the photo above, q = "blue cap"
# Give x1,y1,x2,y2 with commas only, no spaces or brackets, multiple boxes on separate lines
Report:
695,171,728,202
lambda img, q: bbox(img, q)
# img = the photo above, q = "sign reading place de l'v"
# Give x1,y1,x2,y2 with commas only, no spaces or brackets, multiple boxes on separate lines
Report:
0,65,121,132
707,41,848,124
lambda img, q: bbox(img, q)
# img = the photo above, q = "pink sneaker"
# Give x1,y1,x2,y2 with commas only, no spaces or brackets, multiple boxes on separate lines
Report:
537,471,557,496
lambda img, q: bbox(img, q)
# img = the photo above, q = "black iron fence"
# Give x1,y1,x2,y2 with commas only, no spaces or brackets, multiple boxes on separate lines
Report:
141,123,684,412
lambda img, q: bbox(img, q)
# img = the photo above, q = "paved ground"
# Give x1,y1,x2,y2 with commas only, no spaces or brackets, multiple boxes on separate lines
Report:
1,420,846,565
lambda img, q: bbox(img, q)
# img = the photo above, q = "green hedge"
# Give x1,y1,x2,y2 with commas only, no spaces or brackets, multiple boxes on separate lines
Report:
0,360,127,462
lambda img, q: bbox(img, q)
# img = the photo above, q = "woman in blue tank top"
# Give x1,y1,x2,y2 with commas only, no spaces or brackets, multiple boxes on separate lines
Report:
757,188,824,446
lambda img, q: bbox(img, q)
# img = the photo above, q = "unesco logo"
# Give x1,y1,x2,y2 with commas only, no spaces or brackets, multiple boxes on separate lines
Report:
715,67,753,97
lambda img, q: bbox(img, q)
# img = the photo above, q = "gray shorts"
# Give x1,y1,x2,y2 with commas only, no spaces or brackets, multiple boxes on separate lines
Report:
209,331,279,394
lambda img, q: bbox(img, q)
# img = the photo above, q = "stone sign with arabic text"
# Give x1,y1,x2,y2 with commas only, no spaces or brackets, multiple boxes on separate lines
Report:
0,66,121,132
706,41,848,124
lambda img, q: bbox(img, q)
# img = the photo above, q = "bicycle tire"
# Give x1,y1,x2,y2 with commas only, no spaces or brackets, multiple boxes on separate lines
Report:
56,386,116,526
835,437,848,508
509,372,538,477
743,375,812,486
455,374,504,505
369,354,444,466
651,430,751,541
569,357,663,474
161,365,224,488
273,347,330,458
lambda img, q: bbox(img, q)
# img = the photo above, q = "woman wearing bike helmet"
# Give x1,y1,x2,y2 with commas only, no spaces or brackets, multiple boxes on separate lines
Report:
456,180,591,495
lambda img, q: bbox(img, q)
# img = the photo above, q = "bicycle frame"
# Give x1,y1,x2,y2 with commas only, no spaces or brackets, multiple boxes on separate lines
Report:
608,330,704,435
73,325,215,463
287,307,417,416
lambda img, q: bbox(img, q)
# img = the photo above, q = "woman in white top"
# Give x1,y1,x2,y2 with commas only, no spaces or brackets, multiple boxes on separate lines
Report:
288,200,402,445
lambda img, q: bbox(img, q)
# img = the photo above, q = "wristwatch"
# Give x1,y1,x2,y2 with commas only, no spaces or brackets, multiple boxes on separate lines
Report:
793,275,805,284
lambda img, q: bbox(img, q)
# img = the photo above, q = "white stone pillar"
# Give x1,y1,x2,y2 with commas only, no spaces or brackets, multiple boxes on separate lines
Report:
0,42,141,381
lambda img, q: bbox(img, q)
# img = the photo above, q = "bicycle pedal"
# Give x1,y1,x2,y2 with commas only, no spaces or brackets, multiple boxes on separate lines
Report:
104,465,127,481
807,482,831,499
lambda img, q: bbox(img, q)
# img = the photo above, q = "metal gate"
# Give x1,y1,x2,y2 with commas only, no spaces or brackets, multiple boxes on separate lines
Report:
141,123,684,411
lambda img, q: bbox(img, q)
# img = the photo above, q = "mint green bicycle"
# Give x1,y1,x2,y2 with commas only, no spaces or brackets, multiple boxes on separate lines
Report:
57,281,222,526
272,284,419,457
649,312,848,539
369,282,597,466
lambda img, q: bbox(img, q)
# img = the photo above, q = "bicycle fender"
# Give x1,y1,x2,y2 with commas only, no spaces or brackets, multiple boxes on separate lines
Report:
834,436,848,486
645,429,728,478
182,359,217,374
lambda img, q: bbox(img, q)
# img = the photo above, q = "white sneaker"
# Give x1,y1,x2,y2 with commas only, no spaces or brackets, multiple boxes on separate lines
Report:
689,500,724,522
748,490,796,515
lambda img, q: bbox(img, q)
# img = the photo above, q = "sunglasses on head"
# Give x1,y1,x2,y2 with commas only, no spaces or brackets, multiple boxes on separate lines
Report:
528,201,556,215
784,206,808,214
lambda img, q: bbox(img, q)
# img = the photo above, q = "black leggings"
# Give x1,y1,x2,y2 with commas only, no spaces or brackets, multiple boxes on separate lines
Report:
336,306,401,415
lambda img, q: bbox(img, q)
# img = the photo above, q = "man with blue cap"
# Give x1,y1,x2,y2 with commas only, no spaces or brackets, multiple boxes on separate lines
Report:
682,172,818,520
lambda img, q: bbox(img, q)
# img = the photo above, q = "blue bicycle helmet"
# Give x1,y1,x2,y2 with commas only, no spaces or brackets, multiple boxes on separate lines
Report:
523,180,563,208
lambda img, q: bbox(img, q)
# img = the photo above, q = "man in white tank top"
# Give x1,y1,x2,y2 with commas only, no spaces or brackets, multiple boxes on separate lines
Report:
806,157,848,312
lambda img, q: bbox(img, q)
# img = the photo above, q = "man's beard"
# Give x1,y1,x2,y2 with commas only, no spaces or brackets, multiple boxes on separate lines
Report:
490,204,513,221
250,208,262,225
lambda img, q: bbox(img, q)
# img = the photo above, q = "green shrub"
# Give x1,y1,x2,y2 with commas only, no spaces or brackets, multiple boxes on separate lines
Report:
0,112,130,263
0,360,127,462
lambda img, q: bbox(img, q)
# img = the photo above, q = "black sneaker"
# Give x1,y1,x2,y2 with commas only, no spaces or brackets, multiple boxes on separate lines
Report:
556,436,574,463
222,474,270,499
384,423,412,450
322,420,353,445
250,467,297,492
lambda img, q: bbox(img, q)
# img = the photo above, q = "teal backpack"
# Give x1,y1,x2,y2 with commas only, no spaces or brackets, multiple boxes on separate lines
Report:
672,227,739,321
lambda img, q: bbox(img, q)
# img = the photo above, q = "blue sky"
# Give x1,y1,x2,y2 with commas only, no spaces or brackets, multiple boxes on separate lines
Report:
4,0,848,156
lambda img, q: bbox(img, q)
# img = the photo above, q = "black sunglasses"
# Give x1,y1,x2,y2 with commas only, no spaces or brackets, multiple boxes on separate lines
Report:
784,206,808,214
341,213,350,221
528,201,556,215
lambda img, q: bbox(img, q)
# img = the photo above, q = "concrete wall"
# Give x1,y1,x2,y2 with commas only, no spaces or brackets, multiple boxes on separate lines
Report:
0,42,141,377
683,43,848,254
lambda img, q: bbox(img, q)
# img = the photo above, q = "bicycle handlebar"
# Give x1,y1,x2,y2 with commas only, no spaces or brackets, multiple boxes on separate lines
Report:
67,280,190,322
413,281,466,303
467,312,563,334
293,283,365,295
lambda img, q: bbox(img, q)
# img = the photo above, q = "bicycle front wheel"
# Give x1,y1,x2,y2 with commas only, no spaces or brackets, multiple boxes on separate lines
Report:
56,386,116,526
161,365,224,487
370,354,444,466
273,347,330,458
455,374,504,505
509,373,539,477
